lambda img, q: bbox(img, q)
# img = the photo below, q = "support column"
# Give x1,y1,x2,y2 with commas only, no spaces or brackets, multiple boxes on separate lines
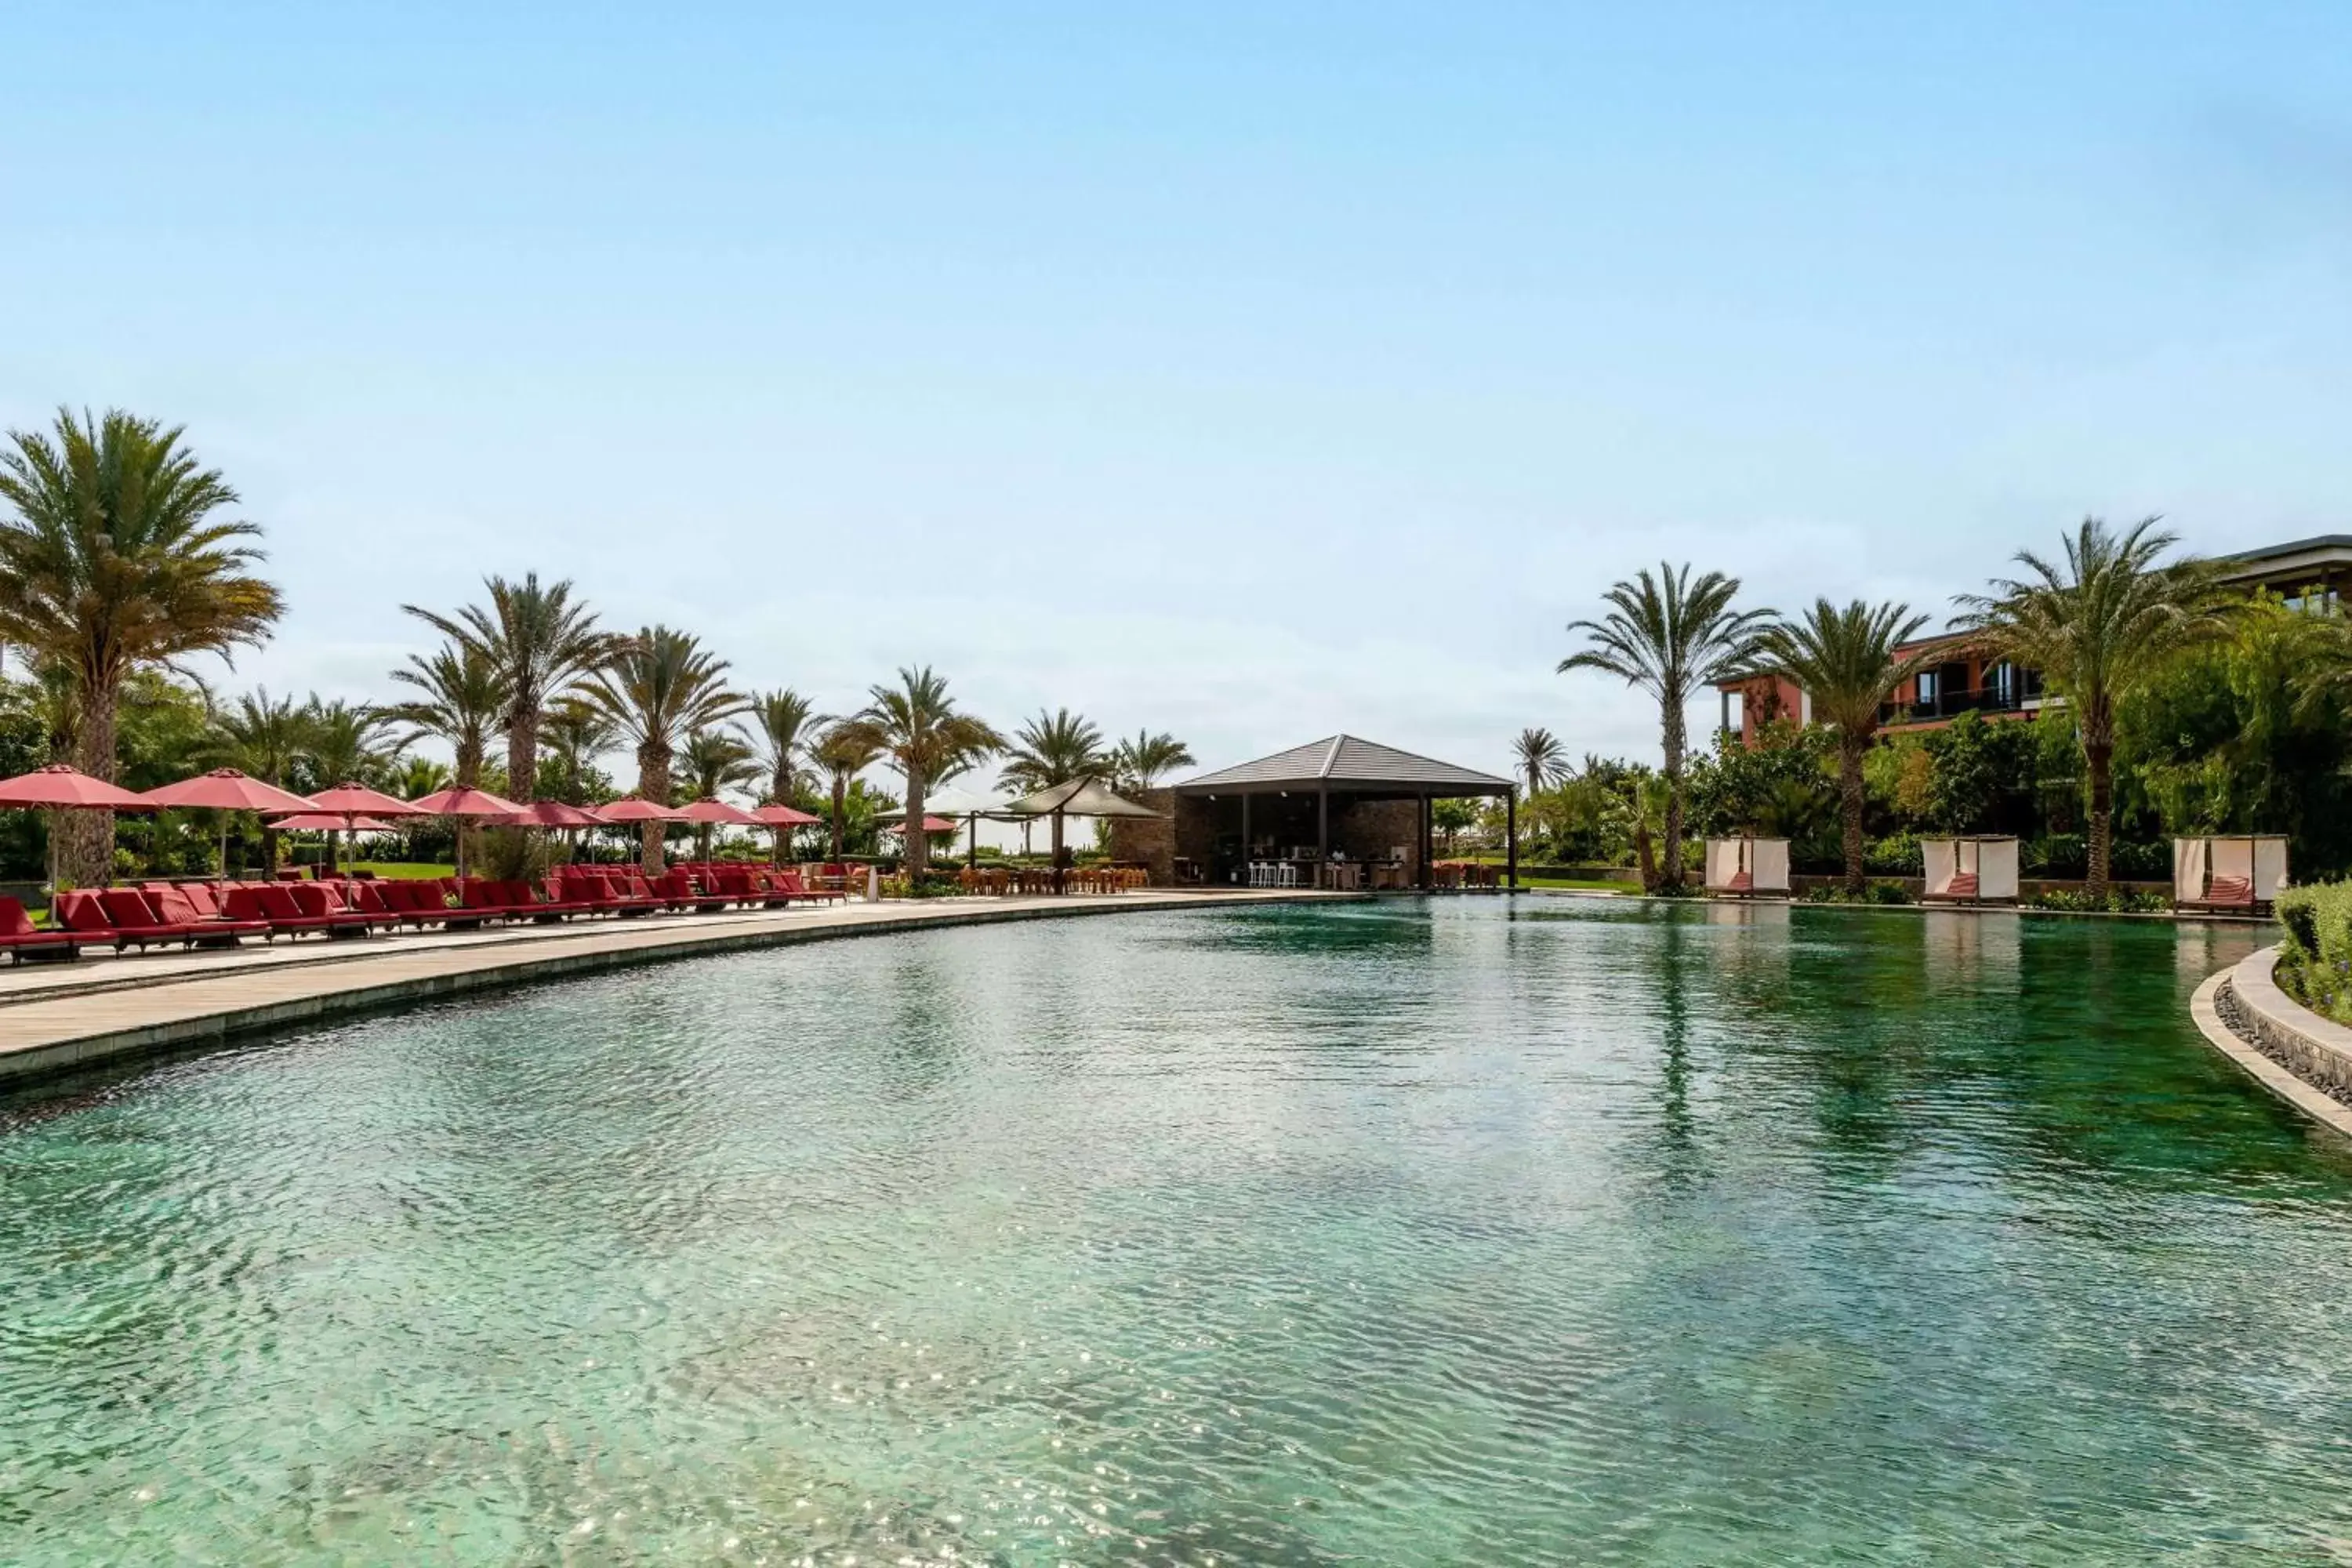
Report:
1506,789,1518,891
1317,786,1328,887
1417,793,1432,890
1240,793,1250,886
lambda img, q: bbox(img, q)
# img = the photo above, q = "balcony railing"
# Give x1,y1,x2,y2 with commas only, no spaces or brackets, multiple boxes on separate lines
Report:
1878,687,2038,726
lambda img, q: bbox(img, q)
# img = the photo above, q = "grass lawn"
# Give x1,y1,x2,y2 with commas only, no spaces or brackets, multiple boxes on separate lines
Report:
1519,877,1632,893
347,862,457,880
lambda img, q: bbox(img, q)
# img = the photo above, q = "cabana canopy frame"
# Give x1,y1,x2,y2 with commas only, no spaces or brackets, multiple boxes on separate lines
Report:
1922,835,2020,905
1704,836,1789,897
1171,734,1516,891
2174,834,2288,913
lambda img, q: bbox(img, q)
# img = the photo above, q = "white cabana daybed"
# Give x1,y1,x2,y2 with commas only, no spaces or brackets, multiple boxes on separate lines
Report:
1704,837,1789,898
2173,834,2288,913
1921,836,2019,906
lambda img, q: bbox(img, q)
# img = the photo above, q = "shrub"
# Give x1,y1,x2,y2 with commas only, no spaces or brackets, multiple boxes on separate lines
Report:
1804,881,1915,906
1864,833,1922,876
2276,882,2352,1024
2022,887,2169,914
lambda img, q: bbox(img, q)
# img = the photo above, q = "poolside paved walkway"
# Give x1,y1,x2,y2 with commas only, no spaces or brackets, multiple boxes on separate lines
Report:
0,888,1352,1087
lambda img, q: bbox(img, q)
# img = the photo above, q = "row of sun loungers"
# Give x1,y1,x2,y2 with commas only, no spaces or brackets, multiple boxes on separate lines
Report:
0,865,848,962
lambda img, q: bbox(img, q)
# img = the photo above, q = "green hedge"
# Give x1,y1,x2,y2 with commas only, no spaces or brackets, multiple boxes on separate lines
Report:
2276,882,2352,1025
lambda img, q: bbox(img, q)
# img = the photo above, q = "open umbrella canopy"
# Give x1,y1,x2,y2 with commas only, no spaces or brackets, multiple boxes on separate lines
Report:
597,797,690,822
677,797,761,826
271,811,399,833
408,786,525,818
878,815,960,835
0,764,154,811
993,779,1163,818
306,782,427,818
142,768,316,815
750,803,822,826
496,800,608,828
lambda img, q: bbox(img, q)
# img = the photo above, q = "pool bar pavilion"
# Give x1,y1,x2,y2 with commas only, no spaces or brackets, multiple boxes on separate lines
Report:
1112,735,1518,890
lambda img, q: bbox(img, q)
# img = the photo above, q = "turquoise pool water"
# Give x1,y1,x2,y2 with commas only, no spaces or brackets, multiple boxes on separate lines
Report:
1,898,2343,1563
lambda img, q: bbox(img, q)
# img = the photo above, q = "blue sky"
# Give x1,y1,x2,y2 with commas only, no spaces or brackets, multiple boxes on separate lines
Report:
5,2,2350,782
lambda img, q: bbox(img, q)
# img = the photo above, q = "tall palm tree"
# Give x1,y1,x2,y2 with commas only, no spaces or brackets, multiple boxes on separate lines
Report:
0,408,285,886
1559,564,1771,891
746,688,818,807
1108,729,1196,792
833,667,1002,884
582,626,746,873
1754,600,1932,893
1956,517,2228,896
681,726,759,860
811,722,882,863
387,643,509,792
1000,707,1108,885
542,696,619,805
206,688,310,873
386,641,510,877
1512,727,1569,796
299,697,398,873
402,572,618,804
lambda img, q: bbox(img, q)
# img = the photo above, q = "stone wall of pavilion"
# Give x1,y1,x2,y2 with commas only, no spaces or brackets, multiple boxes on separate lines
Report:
1334,797,1421,881
1106,788,1178,884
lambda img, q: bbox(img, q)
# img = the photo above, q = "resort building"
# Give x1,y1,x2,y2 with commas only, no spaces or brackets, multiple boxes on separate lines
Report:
1109,735,1517,889
1718,532,2352,746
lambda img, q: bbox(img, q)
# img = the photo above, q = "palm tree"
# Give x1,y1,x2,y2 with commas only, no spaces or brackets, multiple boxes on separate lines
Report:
386,641,510,877
1754,600,1932,893
581,626,746,873
1001,707,1108,886
1956,517,2228,895
746,688,818,807
1512,727,1569,795
681,726,759,860
833,667,1002,884
1559,564,1771,891
206,688,309,873
811,722,882,863
299,697,398,873
402,572,617,804
1108,729,1196,792
542,696,619,805
0,408,284,886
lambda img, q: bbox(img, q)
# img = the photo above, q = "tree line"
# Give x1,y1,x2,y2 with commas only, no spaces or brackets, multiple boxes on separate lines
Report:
0,407,1192,887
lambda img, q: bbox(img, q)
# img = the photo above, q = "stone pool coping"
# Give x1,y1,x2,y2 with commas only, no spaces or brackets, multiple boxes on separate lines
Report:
2190,945,2352,1142
0,889,1361,1090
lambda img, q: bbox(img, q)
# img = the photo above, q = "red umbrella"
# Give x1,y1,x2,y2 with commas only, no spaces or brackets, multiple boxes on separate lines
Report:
750,803,821,826
496,800,608,828
881,815,958,834
408,786,524,818
271,811,399,833
597,797,691,822
140,768,317,883
140,768,315,815
408,786,525,880
677,797,762,826
0,764,154,810
307,782,427,818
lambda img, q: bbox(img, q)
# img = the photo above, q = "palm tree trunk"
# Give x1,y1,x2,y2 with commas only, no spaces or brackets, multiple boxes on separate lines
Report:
509,710,539,804
638,746,670,875
830,774,847,861
1051,808,1065,892
904,765,928,884
2085,735,2114,900
1635,821,1657,892
1659,699,1688,891
1840,741,1867,895
64,679,119,889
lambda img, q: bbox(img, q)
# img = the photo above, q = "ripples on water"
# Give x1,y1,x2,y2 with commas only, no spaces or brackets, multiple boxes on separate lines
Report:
1,899,2345,1563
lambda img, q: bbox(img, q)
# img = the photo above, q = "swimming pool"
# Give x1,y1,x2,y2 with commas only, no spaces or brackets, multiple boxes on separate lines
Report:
2,898,2341,1563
